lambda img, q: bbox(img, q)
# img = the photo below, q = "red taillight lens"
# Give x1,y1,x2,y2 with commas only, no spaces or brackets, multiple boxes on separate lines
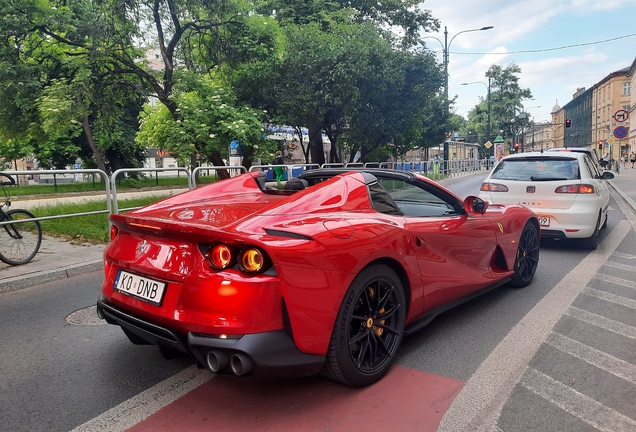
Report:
206,244,235,270
555,184,595,194
480,182,509,192
238,248,270,274
110,225,118,241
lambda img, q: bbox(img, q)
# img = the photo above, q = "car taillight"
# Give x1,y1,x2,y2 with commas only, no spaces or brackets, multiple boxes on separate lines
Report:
238,248,270,274
205,244,272,274
206,244,236,270
480,182,509,192
110,225,118,241
554,184,595,194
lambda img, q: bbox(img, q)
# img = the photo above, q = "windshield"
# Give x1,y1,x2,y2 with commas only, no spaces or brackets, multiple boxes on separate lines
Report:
490,158,580,181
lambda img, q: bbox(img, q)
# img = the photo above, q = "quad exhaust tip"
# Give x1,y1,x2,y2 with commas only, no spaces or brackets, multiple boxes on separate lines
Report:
206,350,229,373
230,353,254,376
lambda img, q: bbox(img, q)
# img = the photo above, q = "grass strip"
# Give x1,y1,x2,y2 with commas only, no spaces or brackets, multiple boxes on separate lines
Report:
30,196,164,244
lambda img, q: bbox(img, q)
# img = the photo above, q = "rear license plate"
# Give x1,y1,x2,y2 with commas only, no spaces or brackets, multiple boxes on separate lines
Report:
538,216,550,227
114,270,167,306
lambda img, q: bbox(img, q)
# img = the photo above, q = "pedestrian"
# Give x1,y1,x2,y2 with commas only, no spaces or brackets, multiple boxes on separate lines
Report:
630,152,636,169
621,151,628,168
272,150,285,183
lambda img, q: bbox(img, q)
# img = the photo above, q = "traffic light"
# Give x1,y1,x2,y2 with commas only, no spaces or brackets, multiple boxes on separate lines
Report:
565,119,572,128
598,140,603,150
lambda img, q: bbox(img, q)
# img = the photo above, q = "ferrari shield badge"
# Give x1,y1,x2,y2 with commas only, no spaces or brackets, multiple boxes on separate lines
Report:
137,240,149,258
497,222,504,234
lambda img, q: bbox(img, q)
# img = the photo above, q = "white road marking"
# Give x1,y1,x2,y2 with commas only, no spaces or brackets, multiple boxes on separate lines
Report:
594,273,636,290
612,252,636,260
545,332,636,383
520,367,636,432
437,219,631,432
70,366,212,432
567,306,636,340
582,287,636,309
604,260,636,273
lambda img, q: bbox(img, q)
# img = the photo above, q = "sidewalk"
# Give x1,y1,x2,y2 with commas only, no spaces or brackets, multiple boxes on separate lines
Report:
0,235,105,293
0,189,185,294
609,163,636,217
1,168,634,294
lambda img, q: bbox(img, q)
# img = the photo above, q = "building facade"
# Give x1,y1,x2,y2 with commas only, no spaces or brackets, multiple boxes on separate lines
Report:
592,66,631,161
551,102,565,149
562,87,593,149
627,58,635,156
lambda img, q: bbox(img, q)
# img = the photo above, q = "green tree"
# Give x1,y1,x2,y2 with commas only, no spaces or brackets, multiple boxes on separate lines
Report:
137,72,275,169
257,0,438,47
0,0,147,171
344,46,445,162
486,63,533,147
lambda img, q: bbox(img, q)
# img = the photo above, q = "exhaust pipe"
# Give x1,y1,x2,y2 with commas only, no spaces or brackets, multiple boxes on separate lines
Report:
230,353,254,376
206,350,229,373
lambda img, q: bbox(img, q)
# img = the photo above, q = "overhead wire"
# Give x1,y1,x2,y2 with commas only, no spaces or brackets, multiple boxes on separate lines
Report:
448,32,636,55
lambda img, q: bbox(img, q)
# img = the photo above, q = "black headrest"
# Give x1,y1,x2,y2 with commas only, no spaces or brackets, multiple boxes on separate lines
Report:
284,178,308,191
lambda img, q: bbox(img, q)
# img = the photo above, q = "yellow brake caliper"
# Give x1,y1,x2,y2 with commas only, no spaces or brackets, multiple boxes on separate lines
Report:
366,287,385,336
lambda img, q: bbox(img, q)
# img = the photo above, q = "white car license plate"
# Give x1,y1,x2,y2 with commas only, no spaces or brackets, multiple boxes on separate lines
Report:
114,270,167,306
538,216,550,227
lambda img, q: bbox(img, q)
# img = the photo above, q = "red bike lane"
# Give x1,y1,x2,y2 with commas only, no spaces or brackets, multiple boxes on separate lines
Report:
127,365,464,432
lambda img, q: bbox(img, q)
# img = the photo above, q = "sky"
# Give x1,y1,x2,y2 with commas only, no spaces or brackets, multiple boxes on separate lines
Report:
418,0,636,126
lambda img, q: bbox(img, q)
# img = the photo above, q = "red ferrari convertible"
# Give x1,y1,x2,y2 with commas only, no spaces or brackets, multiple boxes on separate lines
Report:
98,168,539,386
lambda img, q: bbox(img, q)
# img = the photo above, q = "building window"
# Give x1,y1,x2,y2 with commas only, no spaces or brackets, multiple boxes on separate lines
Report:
624,82,631,96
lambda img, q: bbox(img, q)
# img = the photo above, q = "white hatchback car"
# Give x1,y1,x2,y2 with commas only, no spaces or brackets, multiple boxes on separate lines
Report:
478,151,614,249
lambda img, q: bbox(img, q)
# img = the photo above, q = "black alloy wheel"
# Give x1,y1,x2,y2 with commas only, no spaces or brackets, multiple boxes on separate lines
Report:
509,221,540,288
322,264,406,387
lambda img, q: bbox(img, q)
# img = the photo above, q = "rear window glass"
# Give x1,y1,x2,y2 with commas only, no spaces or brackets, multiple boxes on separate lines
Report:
490,158,580,181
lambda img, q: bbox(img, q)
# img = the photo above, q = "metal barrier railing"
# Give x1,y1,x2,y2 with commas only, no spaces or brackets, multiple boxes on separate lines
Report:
2,159,486,226
191,165,247,187
0,169,110,227
110,167,192,214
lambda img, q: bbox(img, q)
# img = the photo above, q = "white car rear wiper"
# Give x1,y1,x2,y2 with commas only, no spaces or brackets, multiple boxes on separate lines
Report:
530,176,568,181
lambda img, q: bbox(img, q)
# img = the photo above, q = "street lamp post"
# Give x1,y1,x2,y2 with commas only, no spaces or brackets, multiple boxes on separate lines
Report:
443,26,493,168
461,77,492,145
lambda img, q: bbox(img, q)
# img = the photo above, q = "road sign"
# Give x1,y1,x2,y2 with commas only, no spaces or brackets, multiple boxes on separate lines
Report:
613,109,629,123
484,141,492,148
613,126,628,140
607,137,615,145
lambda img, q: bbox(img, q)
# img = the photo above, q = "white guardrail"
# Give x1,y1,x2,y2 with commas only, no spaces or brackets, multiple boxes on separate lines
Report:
1,160,491,226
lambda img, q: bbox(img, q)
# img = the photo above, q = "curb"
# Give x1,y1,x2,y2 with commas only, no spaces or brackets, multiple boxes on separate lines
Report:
0,259,103,294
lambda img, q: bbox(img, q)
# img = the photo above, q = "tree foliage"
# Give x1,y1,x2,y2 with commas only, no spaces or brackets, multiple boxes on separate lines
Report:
137,72,275,168
463,63,533,155
0,0,450,170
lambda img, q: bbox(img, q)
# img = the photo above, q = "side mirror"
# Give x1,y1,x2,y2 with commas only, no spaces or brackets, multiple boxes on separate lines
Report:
601,171,614,180
464,196,488,214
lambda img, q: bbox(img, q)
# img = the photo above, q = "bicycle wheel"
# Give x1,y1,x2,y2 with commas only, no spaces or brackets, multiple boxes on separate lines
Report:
0,209,42,265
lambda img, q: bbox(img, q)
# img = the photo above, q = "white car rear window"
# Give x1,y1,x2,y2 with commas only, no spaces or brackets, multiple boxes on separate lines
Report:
490,159,580,181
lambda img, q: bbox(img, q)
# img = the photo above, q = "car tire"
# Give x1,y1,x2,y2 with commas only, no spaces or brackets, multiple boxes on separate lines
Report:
582,214,601,250
321,264,406,387
601,212,608,230
508,221,540,288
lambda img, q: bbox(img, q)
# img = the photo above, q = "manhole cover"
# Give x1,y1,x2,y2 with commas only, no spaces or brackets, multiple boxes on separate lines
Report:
66,305,106,326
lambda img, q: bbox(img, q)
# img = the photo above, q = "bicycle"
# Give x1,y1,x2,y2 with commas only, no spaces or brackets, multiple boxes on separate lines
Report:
0,172,42,265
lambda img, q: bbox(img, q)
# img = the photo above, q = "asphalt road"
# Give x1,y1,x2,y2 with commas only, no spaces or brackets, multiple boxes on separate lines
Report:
1,174,634,431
